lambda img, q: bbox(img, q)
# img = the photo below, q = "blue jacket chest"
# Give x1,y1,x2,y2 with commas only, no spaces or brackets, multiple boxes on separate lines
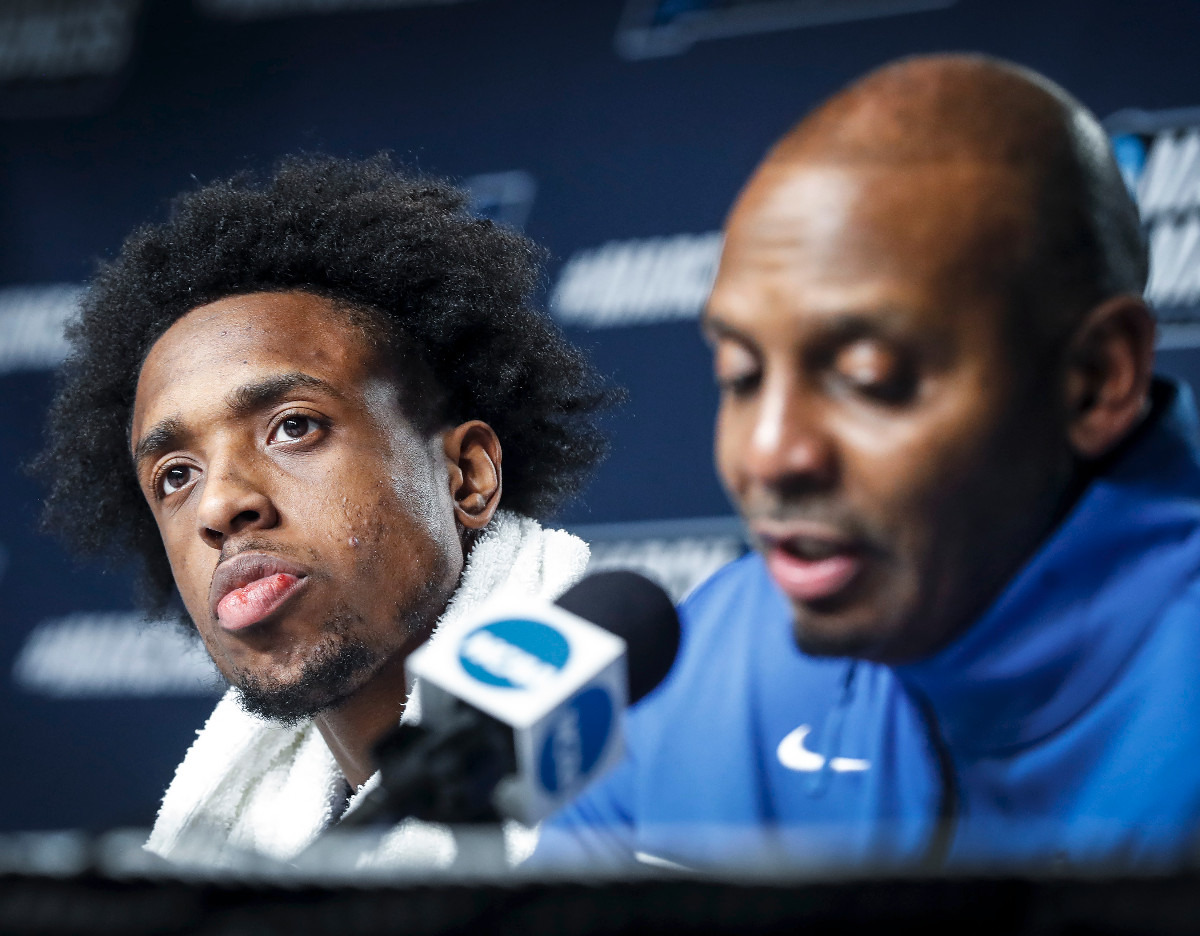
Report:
625,557,942,867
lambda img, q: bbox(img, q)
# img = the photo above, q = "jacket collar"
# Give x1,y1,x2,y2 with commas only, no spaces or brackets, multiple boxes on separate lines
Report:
896,379,1200,756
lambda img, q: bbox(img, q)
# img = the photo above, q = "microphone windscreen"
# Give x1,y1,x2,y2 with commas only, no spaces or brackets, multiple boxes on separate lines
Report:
555,570,680,704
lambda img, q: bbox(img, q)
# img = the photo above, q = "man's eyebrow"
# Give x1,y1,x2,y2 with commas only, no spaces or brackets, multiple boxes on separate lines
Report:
132,417,186,471
699,311,752,345
703,305,920,344
132,373,342,470
809,310,913,343
224,372,344,417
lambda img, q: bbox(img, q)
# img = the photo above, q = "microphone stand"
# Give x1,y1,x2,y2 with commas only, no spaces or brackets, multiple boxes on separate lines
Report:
343,706,517,828
297,707,518,879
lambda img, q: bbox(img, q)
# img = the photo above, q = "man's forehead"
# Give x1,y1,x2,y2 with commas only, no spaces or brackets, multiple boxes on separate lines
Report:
707,158,1034,348
131,292,383,434
721,158,1033,287
723,164,862,260
735,154,1028,222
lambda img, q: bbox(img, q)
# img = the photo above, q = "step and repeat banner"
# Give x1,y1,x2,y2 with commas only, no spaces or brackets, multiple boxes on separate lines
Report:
1,0,1199,833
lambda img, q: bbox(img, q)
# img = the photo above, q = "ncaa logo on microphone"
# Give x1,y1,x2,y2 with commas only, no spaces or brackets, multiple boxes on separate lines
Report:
537,686,614,794
458,618,571,689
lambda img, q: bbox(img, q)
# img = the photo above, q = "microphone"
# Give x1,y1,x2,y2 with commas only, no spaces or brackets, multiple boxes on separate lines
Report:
344,571,680,827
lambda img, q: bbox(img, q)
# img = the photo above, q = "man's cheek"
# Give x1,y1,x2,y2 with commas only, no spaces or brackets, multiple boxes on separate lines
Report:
852,451,946,559
164,541,213,622
195,628,238,683
892,456,985,577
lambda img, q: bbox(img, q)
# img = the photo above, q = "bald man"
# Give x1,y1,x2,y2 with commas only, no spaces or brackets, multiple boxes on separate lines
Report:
537,55,1200,872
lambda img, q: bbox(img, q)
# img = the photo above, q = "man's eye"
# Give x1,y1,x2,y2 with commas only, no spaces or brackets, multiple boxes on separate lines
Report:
714,342,761,396
717,370,762,396
160,465,193,496
832,341,915,404
269,415,320,444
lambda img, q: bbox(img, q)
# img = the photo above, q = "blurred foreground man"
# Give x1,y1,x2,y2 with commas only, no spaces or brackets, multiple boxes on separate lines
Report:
36,156,616,868
541,55,1200,871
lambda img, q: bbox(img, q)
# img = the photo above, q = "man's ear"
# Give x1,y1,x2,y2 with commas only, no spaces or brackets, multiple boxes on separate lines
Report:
1064,294,1156,460
443,421,503,531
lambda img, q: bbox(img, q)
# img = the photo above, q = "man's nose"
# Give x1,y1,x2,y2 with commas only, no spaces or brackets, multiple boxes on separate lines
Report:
196,460,279,549
742,377,836,491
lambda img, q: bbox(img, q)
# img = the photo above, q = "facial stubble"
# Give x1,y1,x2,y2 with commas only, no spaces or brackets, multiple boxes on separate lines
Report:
230,570,449,727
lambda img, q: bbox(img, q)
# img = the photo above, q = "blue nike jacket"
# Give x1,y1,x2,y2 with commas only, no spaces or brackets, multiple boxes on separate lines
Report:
538,380,1200,872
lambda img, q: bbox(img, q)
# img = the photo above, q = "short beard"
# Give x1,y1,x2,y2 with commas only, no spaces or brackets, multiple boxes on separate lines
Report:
790,606,886,661
231,609,380,727
223,551,454,727
792,623,878,660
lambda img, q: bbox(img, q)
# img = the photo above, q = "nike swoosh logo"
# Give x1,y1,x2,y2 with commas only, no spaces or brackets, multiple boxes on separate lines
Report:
634,851,692,872
776,725,870,773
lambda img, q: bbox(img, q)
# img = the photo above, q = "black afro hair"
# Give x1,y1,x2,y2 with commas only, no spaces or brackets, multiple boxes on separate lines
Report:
34,153,621,611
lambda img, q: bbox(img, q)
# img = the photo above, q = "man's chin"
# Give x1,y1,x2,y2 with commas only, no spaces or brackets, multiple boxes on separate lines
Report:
231,638,379,727
790,607,899,662
792,625,878,660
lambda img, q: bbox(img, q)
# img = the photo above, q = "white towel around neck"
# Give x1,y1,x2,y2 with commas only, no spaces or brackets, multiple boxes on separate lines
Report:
145,511,589,870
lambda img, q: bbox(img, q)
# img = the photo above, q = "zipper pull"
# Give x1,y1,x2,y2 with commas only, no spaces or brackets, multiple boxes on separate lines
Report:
806,662,858,797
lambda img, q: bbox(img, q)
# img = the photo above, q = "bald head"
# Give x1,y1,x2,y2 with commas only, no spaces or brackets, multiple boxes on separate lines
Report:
753,54,1147,343
773,55,1095,164
707,55,1158,662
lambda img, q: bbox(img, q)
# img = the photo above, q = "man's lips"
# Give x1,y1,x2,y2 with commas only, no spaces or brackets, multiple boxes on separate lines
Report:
209,553,310,632
753,523,865,603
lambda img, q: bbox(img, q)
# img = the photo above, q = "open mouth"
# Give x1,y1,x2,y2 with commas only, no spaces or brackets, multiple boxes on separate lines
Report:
758,531,864,604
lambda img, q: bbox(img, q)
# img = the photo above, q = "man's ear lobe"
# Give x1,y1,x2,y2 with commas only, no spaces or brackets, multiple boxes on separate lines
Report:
443,421,502,531
1064,295,1156,460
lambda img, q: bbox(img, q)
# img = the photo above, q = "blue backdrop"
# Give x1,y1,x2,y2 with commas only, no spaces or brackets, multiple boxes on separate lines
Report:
2,0,1199,833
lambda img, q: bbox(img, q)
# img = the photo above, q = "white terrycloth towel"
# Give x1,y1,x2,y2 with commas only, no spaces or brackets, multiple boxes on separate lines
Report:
145,511,590,870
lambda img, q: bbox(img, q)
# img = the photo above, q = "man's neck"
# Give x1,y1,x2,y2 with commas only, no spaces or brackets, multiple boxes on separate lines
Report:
313,651,412,791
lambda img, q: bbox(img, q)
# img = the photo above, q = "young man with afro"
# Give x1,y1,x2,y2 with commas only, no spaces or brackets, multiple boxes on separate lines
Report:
35,154,618,869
